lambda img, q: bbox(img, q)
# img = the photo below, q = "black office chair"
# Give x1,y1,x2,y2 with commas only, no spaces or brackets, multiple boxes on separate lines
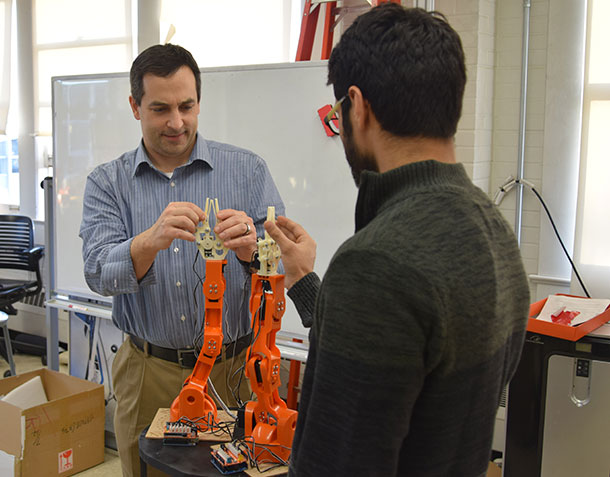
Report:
0,215,44,377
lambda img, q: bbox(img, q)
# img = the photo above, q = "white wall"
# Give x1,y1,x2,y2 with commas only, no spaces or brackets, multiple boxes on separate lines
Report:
439,0,496,193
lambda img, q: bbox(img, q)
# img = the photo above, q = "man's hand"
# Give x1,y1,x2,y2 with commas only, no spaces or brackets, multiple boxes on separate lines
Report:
214,209,257,262
131,202,206,280
264,216,316,289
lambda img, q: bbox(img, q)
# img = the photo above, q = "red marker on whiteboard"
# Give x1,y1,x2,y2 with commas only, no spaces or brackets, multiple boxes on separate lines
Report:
67,304,88,312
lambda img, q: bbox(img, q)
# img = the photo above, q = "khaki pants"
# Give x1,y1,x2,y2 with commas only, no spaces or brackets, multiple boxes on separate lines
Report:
112,338,251,477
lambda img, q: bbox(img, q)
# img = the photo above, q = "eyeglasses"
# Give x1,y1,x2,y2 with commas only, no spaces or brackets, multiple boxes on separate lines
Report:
323,95,346,136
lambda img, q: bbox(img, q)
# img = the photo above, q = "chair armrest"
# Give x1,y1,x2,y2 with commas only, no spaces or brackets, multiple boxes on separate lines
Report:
28,246,44,257
26,246,45,268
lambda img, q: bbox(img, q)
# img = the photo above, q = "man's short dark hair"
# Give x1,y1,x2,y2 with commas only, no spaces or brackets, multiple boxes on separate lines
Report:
130,44,201,105
328,5,466,139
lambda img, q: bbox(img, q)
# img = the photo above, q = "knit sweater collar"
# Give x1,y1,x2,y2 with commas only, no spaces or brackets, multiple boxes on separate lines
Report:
355,160,471,231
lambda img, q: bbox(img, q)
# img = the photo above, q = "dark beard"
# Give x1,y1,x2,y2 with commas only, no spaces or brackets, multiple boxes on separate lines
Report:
341,111,378,187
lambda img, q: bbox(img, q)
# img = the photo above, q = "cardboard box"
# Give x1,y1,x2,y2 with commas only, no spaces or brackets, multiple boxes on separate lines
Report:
527,294,610,341
0,368,104,476
486,462,502,477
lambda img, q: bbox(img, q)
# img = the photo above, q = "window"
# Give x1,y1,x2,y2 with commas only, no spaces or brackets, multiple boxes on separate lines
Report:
160,0,300,68
0,137,18,205
0,0,11,134
21,0,134,218
34,0,134,135
0,0,18,209
573,0,610,298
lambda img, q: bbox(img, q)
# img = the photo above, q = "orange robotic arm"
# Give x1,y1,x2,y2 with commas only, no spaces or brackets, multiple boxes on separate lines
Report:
169,199,229,429
244,207,298,463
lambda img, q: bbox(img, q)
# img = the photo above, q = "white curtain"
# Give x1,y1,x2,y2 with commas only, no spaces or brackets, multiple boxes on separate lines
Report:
572,0,610,299
0,0,12,134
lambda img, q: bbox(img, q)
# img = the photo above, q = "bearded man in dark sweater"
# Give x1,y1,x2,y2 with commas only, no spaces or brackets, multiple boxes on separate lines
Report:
264,4,530,477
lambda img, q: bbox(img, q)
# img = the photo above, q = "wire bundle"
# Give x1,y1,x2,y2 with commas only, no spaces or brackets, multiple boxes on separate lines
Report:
173,413,234,438
233,436,291,473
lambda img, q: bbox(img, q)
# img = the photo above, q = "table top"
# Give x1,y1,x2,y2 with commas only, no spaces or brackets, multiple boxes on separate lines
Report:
139,427,288,477
139,427,250,477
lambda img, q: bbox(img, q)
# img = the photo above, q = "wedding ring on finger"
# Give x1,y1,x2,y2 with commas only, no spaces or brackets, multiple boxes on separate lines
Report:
243,223,251,236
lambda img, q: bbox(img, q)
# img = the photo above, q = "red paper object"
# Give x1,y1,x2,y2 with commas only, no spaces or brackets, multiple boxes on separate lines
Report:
551,307,580,325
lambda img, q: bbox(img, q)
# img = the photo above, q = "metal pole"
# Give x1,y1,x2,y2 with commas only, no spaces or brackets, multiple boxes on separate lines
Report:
43,176,59,371
515,0,532,246
16,0,36,217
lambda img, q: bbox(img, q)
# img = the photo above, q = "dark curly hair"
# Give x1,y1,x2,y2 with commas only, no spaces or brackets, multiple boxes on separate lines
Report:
328,4,466,139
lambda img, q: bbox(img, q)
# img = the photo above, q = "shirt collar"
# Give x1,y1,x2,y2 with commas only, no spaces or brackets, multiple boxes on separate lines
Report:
132,134,214,177
355,160,470,231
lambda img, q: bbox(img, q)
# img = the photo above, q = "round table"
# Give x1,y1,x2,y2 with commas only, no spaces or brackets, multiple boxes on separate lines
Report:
138,426,251,477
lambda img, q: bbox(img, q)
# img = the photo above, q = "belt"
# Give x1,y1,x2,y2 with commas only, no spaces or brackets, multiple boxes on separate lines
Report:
129,333,252,369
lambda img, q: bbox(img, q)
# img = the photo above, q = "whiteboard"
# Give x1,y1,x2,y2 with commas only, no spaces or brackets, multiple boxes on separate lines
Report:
51,61,357,336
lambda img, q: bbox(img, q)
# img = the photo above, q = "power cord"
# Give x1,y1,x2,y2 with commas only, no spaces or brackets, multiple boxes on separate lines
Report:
494,176,590,298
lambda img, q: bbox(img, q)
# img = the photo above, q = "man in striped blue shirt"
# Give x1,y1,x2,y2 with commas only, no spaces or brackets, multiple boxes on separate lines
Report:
79,44,284,477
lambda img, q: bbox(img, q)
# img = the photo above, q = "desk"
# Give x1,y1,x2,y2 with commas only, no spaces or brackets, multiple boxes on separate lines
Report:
138,427,288,477
504,329,610,476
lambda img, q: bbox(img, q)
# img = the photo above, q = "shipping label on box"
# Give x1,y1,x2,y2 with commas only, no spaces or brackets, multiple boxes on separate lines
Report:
58,449,73,473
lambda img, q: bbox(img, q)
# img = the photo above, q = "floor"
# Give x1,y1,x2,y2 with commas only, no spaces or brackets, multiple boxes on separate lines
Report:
0,351,122,476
